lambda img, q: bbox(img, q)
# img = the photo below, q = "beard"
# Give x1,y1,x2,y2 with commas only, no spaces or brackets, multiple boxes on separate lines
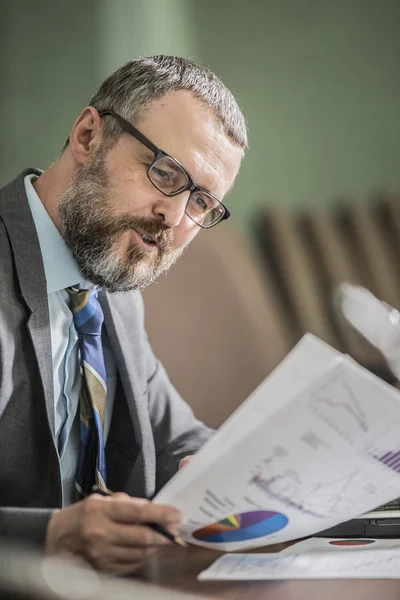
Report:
58,149,186,293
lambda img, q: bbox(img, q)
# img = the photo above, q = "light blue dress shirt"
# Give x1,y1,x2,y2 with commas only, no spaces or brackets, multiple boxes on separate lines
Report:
25,174,117,506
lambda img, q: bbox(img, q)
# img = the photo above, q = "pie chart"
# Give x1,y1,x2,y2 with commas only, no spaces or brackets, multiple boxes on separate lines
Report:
329,539,375,546
193,510,288,544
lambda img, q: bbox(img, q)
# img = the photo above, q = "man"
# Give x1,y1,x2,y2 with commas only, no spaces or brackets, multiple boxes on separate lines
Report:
0,55,246,573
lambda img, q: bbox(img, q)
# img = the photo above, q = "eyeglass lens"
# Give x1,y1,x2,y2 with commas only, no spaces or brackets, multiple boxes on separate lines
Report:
148,155,224,227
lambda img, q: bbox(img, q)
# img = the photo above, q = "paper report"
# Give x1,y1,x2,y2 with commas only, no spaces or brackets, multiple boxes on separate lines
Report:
154,334,400,551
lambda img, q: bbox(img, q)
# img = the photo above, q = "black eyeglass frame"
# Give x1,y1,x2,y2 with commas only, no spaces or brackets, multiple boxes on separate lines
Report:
97,108,230,229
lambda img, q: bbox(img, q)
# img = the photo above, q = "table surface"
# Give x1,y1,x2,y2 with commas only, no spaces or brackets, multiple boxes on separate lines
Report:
134,543,400,599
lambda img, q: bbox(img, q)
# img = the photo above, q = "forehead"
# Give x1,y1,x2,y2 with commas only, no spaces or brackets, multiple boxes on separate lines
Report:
134,90,242,196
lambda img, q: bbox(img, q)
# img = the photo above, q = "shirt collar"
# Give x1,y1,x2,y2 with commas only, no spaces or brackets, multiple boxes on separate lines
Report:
24,173,89,294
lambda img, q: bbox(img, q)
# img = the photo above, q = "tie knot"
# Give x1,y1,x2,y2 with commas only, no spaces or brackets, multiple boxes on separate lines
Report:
66,286,104,336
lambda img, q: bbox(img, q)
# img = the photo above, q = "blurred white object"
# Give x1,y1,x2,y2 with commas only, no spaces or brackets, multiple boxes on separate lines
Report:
335,283,400,380
0,541,198,600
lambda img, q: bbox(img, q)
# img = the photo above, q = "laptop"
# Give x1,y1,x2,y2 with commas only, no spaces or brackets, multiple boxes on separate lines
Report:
315,284,400,538
316,499,400,538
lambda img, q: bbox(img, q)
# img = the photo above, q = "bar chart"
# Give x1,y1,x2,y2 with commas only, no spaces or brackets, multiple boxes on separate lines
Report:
374,450,400,474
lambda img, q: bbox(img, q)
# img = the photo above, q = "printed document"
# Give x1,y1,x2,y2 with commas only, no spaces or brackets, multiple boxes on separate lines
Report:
154,334,400,551
198,550,400,580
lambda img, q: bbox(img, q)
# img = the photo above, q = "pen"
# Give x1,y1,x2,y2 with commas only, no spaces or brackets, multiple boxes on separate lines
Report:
92,486,187,548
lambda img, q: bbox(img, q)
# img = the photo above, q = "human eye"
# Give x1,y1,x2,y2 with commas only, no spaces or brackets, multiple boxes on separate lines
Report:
192,192,208,211
191,191,218,215
149,158,184,191
152,166,173,182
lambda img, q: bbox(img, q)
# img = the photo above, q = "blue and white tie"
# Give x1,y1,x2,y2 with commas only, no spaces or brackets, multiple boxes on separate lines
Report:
67,286,108,497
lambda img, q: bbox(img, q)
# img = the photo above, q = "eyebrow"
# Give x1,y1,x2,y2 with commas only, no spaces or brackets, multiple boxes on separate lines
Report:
132,140,152,160
189,166,221,198
128,131,218,198
177,155,217,197
153,151,216,197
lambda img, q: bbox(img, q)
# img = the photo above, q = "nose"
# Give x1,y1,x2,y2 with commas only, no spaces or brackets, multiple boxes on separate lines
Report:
153,191,190,228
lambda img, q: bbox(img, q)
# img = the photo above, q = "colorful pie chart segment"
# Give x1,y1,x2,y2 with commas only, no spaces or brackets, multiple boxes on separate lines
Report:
193,510,288,543
329,539,375,546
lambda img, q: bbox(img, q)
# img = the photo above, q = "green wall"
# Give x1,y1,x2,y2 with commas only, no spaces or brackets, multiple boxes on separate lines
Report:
98,0,196,74
0,0,100,185
191,0,400,231
1,0,399,236
0,0,195,184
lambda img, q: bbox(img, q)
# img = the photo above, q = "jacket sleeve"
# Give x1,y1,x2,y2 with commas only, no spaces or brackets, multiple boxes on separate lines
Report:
0,507,54,546
147,352,214,492
0,337,54,547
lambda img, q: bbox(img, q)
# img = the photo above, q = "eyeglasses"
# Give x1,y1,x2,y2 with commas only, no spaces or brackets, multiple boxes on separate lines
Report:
97,108,230,229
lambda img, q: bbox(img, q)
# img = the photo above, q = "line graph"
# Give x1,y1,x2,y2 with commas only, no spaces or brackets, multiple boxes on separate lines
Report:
249,447,359,518
315,390,367,431
308,379,369,441
250,470,358,518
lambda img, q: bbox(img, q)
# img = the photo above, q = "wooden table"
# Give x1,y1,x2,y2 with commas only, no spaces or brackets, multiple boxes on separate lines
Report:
134,543,400,599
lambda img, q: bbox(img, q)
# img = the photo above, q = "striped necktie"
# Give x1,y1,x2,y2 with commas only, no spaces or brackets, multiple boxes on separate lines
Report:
67,286,108,497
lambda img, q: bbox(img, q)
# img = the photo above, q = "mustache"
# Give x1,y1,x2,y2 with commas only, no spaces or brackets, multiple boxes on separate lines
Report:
111,215,174,253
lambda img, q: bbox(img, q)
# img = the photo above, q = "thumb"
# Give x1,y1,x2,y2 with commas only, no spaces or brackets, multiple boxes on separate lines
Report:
179,456,193,470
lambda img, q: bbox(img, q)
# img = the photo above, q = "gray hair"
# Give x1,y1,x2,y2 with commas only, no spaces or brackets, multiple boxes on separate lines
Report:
86,55,247,151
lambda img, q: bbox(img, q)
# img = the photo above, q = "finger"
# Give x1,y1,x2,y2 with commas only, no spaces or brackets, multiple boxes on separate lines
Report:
91,546,159,575
101,559,148,576
107,495,182,526
107,544,160,562
102,561,143,576
83,493,181,526
106,523,172,548
179,456,193,469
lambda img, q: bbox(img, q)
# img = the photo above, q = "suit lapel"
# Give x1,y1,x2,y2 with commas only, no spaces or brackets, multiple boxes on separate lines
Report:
99,290,155,498
27,307,55,435
0,171,155,494
0,170,55,437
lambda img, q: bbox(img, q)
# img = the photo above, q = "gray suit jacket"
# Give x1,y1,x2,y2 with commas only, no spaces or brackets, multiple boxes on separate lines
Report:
0,169,212,545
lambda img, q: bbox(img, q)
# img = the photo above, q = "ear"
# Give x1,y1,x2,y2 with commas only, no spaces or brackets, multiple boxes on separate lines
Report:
68,106,103,166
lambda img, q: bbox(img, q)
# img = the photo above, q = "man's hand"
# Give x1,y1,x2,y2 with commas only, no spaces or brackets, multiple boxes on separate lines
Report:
45,493,181,574
179,456,193,469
